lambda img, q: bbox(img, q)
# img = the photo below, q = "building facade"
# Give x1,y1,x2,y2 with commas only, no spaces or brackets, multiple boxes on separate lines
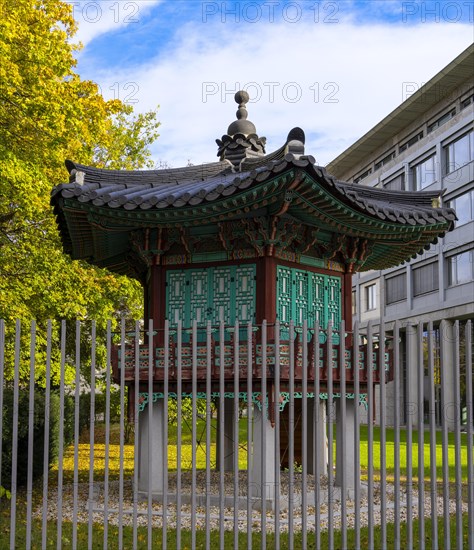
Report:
327,45,474,427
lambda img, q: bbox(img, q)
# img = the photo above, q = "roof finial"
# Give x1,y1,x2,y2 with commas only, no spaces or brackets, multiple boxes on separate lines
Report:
235,90,249,119
216,90,266,168
227,91,257,136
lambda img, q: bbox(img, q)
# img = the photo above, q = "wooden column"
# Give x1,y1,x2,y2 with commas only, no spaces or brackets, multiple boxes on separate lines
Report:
343,271,353,328
256,255,277,326
148,262,165,346
343,271,354,353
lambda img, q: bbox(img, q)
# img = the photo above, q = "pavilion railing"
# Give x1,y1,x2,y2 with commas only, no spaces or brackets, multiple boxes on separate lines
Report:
111,321,393,386
0,318,472,549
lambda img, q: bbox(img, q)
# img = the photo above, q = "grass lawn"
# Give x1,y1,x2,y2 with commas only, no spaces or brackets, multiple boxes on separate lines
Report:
0,509,470,549
357,424,470,483
50,419,469,486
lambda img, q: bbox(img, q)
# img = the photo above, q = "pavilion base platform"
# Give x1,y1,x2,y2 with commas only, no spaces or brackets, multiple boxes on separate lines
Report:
135,479,368,511
137,396,358,509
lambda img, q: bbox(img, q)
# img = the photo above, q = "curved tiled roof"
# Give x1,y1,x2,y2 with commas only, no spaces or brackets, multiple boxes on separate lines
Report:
51,131,456,276
52,153,455,229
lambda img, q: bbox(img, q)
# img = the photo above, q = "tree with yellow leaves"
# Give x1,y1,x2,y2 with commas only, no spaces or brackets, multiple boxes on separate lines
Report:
0,0,160,383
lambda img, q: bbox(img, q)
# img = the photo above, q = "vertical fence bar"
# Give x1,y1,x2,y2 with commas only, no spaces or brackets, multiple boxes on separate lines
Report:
288,320,295,550
133,321,140,550
353,320,361,550
72,321,81,549
26,321,36,549
327,320,334,550
129,321,140,548
56,320,67,549
162,320,169,549
103,321,112,549
274,320,281,550
393,320,401,550
218,320,225,549
417,322,425,550
406,324,414,550
118,319,126,549
339,320,347,550
465,320,473,550
246,321,253,550
366,320,374,550
301,320,308,549
440,320,451,550
176,320,183,549
0,320,4,501
191,320,197,550
379,320,387,550
233,320,240,549
427,321,438,550
88,321,96,550
205,320,212,550
453,320,462,549
314,320,321,550
9,320,21,549
147,319,154,550
42,321,53,550
260,319,267,549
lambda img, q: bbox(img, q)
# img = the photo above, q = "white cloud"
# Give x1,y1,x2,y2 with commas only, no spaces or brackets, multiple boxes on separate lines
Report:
67,0,162,46
78,15,474,169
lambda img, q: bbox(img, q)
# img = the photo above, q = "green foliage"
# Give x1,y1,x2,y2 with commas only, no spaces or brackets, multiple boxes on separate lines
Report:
0,0,160,384
166,397,210,427
1,389,60,490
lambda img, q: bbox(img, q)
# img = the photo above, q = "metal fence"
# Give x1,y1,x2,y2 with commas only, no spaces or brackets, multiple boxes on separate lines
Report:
0,318,472,549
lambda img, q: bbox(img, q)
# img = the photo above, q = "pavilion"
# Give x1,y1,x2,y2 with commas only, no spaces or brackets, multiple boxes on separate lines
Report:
51,91,455,504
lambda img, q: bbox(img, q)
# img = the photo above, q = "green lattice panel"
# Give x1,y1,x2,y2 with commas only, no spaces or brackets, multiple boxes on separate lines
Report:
167,265,256,331
311,273,326,325
212,267,232,324
167,271,187,325
276,266,342,337
294,269,309,325
327,276,341,331
190,270,209,323
235,265,256,323
277,266,292,323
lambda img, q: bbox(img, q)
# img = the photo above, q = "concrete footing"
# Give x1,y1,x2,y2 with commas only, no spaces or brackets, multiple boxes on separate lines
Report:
137,396,358,506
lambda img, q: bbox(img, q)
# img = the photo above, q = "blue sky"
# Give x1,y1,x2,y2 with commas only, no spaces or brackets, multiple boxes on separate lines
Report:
67,1,474,168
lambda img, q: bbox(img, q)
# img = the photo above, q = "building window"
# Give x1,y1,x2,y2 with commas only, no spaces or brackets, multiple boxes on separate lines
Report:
445,131,474,173
383,172,406,191
352,290,357,315
448,250,474,286
460,94,474,110
448,190,474,226
427,108,456,133
354,168,372,183
374,151,396,171
385,273,407,304
365,283,377,311
413,262,439,296
412,155,437,190
399,131,423,153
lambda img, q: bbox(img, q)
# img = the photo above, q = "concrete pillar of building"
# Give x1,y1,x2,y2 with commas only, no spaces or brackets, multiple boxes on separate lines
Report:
216,397,235,471
406,323,419,427
306,398,328,475
138,398,165,495
440,319,456,431
335,398,357,489
250,405,276,507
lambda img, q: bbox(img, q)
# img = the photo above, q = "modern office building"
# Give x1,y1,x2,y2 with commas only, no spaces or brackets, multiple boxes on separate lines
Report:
327,44,474,426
